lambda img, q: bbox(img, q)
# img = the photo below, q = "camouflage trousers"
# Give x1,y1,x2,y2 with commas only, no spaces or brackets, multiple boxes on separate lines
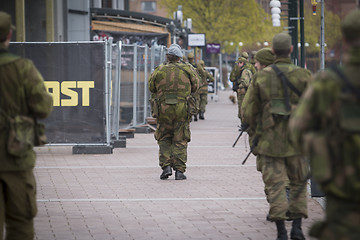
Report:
259,155,309,221
237,93,245,120
310,194,360,240
155,103,191,173
0,170,37,240
199,93,208,113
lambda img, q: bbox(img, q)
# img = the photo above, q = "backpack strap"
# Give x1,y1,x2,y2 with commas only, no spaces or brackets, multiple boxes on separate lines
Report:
271,64,302,111
331,65,360,100
173,63,191,79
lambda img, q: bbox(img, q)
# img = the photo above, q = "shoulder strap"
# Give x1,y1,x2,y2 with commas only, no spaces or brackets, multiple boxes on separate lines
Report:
271,64,302,97
331,65,360,100
173,63,191,79
271,64,302,112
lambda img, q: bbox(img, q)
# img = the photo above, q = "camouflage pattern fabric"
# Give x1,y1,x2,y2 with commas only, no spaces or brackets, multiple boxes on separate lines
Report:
188,60,206,114
309,194,360,240
198,68,214,113
0,44,53,240
242,57,311,157
289,47,360,239
260,155,309,220
245,62,257,75
0,45,53,171
236,67,252,120
149,60,199,172
242,56,311,221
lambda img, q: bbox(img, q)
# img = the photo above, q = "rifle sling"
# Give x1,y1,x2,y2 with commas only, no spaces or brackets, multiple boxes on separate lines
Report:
271,64,302,112
331,65,360,100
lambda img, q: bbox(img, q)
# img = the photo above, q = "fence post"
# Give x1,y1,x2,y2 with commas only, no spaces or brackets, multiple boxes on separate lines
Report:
132,44,138,127
105,38,113,145
144,45,149,122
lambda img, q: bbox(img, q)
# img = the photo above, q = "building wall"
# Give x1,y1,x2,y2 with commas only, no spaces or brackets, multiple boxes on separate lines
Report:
129,0,168,18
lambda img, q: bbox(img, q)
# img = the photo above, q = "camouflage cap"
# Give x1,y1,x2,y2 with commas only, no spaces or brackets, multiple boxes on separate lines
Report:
236,57,247,63
241,52,249,59
341,10,360,45
255,48,275,66
187,52,194,59
0,11,15,41
199,60,205,66
272,33,292,51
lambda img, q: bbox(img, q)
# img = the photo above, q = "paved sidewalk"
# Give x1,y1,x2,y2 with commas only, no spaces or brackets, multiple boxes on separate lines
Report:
34,89,324,240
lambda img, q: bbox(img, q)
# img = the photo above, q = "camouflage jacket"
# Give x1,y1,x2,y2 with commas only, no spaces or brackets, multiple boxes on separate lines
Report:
149,60,200,118
245,62,257,75
0,44,53,171
230,64,253,94
238,68,252,95
198,65,214,94
242,57,311,157
230,64,241,83
289,48,360,201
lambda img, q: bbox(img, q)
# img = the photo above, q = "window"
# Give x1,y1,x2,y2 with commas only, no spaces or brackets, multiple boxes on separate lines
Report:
141,1,156,12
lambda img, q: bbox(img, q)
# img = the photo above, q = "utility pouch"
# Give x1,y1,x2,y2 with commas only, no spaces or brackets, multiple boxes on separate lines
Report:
150,98,159,118
164,93,178,105
304,133,332,184
340,102,360,132
34,121,47,146
269,99,291,116
7,115,35,158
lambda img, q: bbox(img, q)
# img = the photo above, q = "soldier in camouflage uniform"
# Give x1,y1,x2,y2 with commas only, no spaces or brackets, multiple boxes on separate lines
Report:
0,12,53,240
230,57,252,120
197,60,214,120
242,33,311,240
149,44,199,180
242,48,275,171
289,10,360,240
187,52,204,121
242,51,257,76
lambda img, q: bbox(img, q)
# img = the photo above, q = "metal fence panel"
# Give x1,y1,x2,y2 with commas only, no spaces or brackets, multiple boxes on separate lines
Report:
9,42,109,145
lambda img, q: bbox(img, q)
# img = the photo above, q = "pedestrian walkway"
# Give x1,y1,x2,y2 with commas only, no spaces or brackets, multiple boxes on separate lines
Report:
34,89,324,240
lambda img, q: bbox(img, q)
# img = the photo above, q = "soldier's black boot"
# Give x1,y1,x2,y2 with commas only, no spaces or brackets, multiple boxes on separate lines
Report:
175,171,187,180
290,218,305,240
199,112,204,120
193,114,198,121
275,220,288,240
160,166,172,180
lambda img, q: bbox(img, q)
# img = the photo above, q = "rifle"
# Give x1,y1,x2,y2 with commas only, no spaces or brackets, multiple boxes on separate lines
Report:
241,136,259,165
232,123,249,148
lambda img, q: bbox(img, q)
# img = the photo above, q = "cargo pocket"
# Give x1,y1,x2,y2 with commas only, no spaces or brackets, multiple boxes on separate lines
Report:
304,133,332,184
340,102,360,132
150,98,159,118
25,173,38,219
186,94,198,117
183,124,191,142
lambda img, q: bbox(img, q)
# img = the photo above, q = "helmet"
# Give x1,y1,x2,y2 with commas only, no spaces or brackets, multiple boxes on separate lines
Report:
187,52,194,59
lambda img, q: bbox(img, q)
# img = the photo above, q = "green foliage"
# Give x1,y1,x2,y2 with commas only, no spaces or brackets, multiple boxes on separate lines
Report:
159,0,282,54
304,3,342,54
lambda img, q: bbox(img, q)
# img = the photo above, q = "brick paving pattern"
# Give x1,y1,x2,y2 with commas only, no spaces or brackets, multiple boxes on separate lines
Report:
34,89,324,240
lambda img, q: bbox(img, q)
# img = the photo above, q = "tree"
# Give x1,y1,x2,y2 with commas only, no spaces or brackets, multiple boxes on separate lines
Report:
303,2,342,54
159,0,282,54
